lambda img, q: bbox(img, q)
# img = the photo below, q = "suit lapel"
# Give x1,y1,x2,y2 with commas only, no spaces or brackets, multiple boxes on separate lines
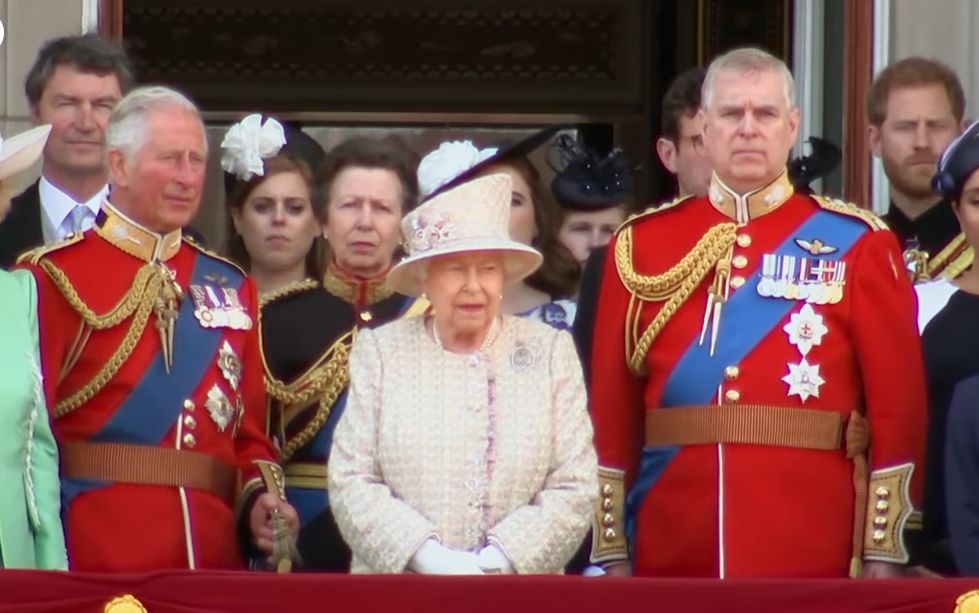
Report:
0,182,43,269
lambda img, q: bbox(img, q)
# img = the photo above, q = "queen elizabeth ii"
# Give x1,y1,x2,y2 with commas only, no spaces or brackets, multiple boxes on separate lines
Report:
328,173,598,574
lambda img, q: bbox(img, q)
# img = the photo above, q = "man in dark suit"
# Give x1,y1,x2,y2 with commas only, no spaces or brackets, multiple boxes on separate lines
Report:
0,34,134,268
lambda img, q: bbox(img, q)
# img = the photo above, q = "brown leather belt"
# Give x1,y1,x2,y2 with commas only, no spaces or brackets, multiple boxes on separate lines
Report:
60,442,238,506
645,404,867,452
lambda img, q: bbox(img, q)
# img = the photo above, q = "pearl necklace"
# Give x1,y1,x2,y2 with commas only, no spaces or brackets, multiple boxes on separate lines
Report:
432,316,501,352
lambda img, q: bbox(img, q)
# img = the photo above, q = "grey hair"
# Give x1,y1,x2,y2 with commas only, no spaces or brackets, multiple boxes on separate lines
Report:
702,47,796,111
105,85,206,161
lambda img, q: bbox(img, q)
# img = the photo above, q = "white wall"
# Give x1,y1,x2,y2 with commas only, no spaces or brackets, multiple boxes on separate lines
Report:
0,0,85,180
891,0,979,116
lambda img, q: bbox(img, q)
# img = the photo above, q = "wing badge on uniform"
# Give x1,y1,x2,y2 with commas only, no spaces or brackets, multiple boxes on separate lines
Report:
795,238,838,255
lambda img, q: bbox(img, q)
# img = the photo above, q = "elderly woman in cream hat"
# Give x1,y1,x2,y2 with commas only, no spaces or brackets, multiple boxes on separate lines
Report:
0,123,68,570
328,172,598,575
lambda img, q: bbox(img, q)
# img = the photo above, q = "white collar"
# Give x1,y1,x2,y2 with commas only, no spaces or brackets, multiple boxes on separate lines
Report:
39,176,109,230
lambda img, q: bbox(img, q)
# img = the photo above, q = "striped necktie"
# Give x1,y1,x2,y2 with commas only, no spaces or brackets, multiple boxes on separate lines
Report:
67,205,91,234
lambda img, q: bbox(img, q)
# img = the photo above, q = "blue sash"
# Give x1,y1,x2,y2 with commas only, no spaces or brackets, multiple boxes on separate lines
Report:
63,254,244,504
625,209,869,543
286,295,425,527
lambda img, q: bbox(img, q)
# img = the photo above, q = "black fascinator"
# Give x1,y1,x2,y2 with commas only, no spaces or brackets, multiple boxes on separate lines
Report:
787,137,842,194
548,134,636,211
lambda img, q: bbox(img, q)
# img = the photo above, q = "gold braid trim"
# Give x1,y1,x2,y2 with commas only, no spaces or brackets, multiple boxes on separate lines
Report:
259,278,319,309
942,246,975,280
38,260,167,418
812,196,888,231
269,332,354,461
615,223,737,374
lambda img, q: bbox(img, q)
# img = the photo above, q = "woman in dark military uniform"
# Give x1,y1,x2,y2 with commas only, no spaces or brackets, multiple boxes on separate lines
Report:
226,130,425,571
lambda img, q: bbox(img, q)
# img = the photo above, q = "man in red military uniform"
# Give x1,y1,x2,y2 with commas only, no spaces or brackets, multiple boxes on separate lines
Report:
18,85,298,571
587,48,927,578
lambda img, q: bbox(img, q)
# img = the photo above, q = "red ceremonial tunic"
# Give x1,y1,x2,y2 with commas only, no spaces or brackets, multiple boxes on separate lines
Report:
17,202,276,572
588,171,927,578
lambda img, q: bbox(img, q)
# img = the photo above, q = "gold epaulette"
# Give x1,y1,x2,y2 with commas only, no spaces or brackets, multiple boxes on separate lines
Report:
812,195,889,231
15,232,85,265
182,236,247,276
615,195,694,235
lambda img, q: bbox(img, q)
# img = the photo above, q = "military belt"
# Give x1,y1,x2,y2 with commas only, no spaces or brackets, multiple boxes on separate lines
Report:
60,442,238,506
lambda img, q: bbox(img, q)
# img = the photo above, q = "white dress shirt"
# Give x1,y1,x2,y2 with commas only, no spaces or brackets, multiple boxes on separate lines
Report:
39,177,108,244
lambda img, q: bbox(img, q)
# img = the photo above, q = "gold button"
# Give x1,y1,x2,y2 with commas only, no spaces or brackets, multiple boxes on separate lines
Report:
183,399,195,411
602,499,614,512
732,255,748,269
875,500,889,513
872,529,886,543
725,390,740,403
724,366,739,381
182,433,196,448
183,415,196,429
604,528,617,540
360,311,373,323
602,513,615,527
875,486,890,499
736,234,752,248
602,484,614,496
730,276,746,289
874,516,888,528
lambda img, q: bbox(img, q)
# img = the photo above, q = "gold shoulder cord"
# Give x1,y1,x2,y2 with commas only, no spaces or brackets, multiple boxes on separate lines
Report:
615,223,737,374
812,196,888,231
267,331,354,461
39,259,168,418
259,278,320,310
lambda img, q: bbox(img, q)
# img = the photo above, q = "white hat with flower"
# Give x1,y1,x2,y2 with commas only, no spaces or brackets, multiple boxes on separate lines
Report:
386,173,543,297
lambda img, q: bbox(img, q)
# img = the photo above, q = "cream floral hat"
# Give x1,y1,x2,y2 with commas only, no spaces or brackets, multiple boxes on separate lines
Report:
0,124,52,220
386,173,543,297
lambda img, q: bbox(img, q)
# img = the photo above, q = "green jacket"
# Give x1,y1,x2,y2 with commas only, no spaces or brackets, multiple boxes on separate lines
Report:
0,269,67,569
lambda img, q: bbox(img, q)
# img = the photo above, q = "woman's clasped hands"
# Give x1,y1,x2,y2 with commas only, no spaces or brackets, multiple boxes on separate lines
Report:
408,539,515,575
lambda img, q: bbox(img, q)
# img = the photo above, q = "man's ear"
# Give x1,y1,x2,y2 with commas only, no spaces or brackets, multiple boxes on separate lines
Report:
656,137,679,175
106,148,129,189
868,124,882,158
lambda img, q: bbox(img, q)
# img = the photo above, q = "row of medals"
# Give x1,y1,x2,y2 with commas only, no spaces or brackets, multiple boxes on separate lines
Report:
756,254,846,305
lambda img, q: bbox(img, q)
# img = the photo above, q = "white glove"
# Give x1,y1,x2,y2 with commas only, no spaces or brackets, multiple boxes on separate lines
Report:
476,544,515,575
408,539,485,575
582,565,607,577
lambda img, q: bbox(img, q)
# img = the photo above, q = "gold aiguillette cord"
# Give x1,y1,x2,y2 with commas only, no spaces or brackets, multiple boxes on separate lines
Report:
698,251,733,357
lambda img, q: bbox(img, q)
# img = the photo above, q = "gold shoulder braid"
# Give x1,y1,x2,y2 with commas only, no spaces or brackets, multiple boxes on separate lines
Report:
266,331,354,461
615,223,738,374
16,232,85,265
37,259,173,418
812,196,888,231
259,278,320,310
615,195,693,235
182,237,247,275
